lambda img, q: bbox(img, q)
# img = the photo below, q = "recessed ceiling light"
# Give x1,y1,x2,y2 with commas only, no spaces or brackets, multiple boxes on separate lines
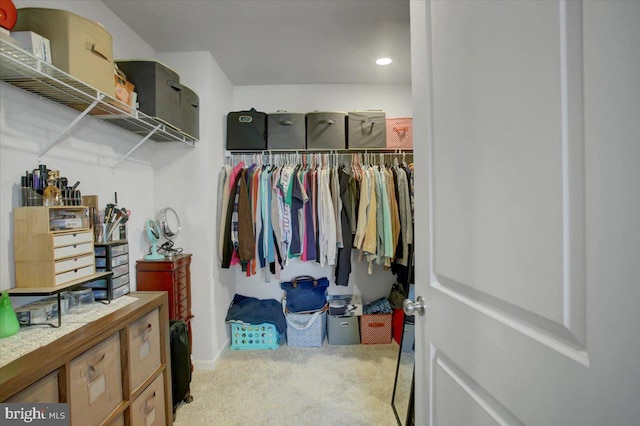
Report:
376,57,392,66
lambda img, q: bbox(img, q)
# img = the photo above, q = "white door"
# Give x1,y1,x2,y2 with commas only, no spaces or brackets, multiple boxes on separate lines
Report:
409,1,640,425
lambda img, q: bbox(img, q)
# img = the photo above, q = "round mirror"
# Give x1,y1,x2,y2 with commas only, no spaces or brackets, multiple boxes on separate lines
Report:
158,207,180,238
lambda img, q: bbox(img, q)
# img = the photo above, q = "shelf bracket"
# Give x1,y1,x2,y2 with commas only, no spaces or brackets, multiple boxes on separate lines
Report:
39,94,105,157
113,124,162,169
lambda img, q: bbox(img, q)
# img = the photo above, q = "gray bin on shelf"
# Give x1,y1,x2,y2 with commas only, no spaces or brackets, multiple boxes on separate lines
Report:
267,112,305,149
306,111,346,149
347,110,387,149
116,60,182,130
179,84,199,139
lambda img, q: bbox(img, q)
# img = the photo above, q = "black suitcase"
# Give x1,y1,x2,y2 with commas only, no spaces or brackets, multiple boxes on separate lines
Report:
170,320,193,414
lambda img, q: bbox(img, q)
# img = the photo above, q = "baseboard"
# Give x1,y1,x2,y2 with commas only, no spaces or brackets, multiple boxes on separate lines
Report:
191,338,230,370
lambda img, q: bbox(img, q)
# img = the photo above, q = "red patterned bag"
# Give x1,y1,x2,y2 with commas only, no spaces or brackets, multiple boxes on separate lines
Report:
359,314,392,344
386,117,413,149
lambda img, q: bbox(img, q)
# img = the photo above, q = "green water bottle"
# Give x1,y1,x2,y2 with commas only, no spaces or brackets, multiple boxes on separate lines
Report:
0,291,20,338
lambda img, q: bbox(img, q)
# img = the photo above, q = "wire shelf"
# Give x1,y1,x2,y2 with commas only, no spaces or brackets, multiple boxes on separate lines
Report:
0,38,197,146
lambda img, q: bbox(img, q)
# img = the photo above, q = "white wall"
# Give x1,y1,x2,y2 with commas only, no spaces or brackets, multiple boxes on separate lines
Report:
1,0,236,365
155,51,235,366
232,84,412,304
1,0,159,294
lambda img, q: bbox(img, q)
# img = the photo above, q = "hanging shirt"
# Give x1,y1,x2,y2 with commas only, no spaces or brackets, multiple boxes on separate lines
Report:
354,167,371,250
217,165,232,262
362,168,378,257
289,167,308,258
335,167,353,286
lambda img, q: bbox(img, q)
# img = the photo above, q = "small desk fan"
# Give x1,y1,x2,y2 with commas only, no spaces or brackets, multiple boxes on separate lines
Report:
144,219,164,260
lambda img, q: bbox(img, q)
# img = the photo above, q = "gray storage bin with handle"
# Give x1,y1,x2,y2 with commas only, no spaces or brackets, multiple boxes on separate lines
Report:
306,111,347,149
347,110,387,149
178,84,199,139
115,60,182,130
267,111,306,149
227,108,267,150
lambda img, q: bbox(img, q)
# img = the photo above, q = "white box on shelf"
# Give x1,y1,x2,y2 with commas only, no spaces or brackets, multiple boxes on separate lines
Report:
11,31,51,63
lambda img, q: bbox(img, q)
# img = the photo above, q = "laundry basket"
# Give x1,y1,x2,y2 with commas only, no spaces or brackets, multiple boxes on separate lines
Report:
229,322,281,350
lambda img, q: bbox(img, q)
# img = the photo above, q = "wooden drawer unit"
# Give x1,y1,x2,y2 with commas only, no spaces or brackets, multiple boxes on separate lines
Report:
14,206,95,288
130,375,166,426
69,333,123,426
6,371,58,403
136,254,193,324
128,308,161,393
0,292,173,426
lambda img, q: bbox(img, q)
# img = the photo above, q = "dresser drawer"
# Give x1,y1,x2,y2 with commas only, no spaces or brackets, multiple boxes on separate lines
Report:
6,371,58,403
98,263,128,279
128,309,161,392
111,253,129,268
175,296,189,319
95,243,129,258
55,253,94,274
55,264,95,285
174,266,188,281
69,334,123,426
130,375,166,426
54,231,93,248
176,284,188,302
54,241,94,260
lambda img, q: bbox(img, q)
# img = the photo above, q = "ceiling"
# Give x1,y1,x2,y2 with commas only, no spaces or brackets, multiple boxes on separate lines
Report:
102,0,411,86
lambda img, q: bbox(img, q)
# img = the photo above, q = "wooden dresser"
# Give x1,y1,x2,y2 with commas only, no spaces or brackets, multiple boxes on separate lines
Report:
0,292,173,426
136,254,193,347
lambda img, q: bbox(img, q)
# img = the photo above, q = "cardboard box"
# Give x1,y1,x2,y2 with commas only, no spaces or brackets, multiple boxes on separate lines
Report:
11,30,51,63
327,315,360,345
14,8,115,97
328,294,362,317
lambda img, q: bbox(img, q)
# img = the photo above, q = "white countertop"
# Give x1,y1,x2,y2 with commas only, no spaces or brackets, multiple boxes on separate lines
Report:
0,295,139,368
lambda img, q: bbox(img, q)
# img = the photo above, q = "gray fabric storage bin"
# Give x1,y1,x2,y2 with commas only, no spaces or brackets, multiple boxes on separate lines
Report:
347,110,387,149
306,111,346,149
178,84,199,139
115,60,181,129
267,112,305,149
327,315,360,345
226,108,267,150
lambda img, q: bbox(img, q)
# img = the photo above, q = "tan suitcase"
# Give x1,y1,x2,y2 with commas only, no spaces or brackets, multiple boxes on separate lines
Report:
14,8,115,97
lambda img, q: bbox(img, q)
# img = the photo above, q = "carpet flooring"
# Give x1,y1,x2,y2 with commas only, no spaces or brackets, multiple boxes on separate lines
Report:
173,342,403,426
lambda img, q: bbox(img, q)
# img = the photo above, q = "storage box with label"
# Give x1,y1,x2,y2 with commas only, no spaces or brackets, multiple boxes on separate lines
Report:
115,60,182,129
227,108,267,150
386,117,413,149
359,313,392,344
11,30,51,63
14,8,115,97
327,315,360,345
328,294,363,317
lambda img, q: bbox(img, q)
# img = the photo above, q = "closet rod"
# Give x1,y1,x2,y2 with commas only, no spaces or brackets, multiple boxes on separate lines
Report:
226,148,413,155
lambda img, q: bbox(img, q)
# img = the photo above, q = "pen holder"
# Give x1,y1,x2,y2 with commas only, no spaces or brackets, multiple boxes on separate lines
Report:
96,223,127,242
